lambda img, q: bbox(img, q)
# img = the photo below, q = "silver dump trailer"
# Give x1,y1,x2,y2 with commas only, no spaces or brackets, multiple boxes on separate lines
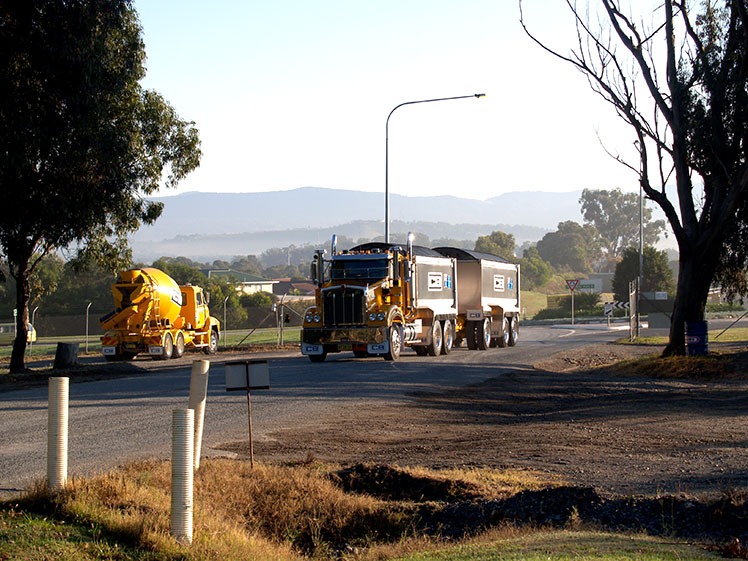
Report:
433,247,521,350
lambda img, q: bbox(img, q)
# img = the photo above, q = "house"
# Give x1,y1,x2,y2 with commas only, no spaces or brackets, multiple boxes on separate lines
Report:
201,269,278,295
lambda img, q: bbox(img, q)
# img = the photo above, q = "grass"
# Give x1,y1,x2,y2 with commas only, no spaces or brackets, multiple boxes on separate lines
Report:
389,530,718,561
620,326,748,346
519,291,547,320
0,460,726,561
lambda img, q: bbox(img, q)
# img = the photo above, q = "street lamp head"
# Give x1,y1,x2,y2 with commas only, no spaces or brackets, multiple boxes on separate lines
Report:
474,93,486,98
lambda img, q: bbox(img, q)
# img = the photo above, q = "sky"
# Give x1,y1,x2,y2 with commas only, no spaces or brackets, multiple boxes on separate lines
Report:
134,0,645,202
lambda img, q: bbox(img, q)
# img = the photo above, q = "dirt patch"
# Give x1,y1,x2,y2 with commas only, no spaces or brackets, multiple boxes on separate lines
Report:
221,341,748,499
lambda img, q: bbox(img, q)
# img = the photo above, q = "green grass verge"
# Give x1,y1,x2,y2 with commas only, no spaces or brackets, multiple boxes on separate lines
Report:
624,326,748,346
395,530,717,561
520,291,547,320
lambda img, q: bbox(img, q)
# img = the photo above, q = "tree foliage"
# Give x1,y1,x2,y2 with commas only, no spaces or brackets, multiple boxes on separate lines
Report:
521,0,748,354
612,246,676,302
535,221,602,273
519,246,553,290
474,230,516,261
0,1,201,371
579,188,666,257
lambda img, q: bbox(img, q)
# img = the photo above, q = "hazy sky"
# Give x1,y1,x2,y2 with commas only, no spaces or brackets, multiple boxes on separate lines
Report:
134,1,645,201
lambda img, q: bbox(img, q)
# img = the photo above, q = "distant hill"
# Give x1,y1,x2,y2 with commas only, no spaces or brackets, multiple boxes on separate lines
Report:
130,219,551,262
129,187,584,261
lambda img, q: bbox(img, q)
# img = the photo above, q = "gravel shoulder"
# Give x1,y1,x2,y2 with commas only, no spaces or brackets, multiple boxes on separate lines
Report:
226,341,748,499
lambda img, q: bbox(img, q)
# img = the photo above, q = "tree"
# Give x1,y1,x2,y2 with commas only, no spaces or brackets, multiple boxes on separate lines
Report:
612,247,676,302
520,1,748,354
579,188,666,257
520,246,554,290
535,221,602,273
0,2,201,371
474,230,516,260
240,291,273,308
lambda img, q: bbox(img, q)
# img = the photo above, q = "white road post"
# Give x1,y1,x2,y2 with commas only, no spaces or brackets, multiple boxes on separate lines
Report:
47,377,69,492
188,360,210,470
171,408,194,544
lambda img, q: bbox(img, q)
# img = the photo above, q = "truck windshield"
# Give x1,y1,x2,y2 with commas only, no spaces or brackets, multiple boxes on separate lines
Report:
330,259,388,280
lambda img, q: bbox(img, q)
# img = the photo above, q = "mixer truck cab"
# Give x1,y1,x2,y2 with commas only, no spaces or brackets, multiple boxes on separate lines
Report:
100,268,220,361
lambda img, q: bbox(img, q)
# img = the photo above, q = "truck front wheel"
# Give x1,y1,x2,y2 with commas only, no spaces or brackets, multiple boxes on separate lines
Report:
384,325,402,361
204,329,218,355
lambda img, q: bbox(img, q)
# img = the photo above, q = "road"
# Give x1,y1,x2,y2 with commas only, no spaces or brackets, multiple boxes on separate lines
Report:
0,325,628,497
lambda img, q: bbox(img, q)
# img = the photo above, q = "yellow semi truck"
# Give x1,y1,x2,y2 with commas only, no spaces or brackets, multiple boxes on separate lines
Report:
99,268,220,361
301,234,520,362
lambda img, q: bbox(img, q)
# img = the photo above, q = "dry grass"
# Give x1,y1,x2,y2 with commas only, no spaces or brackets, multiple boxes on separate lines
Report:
609,348,748,380
3,459,556,560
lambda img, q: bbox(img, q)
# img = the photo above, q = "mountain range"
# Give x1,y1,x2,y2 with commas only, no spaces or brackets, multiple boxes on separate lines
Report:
130,187,585,262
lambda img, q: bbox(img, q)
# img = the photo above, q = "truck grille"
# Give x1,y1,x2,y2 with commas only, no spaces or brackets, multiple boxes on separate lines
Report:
323,286,364,326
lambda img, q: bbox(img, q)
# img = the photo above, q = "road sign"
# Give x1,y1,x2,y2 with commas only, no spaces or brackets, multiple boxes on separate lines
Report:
565,279,579,291
604,301,630,315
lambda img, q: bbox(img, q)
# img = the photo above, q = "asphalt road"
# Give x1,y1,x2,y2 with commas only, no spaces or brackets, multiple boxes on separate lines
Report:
0,324,630,497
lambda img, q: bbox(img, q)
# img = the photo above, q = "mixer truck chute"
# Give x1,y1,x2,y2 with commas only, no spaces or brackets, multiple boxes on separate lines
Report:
100,268,220,361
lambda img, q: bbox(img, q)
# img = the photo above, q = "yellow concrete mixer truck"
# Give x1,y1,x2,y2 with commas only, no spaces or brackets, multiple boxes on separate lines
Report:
99,268,220,361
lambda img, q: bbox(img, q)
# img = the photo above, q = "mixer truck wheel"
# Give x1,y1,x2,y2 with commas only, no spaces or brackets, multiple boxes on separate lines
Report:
441,319,454,355
426,321,442,357
174,332,185,358
477,318,491,350
204,329,218,355
159,333,174,360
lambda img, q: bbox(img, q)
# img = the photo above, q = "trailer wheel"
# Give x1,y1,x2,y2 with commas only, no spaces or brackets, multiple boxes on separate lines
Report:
497,317,510,348
477,318,491,350
174,332,185,358
508,316,519,346
466,321,477,350
203,328,218,355
426,321,442,356
159,333,174,360
453,336,463,348
384,325,402,361
441,319,454,355
413,345,428,356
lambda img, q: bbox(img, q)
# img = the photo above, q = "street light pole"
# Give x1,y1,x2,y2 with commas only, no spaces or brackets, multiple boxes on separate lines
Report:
385,93,485,243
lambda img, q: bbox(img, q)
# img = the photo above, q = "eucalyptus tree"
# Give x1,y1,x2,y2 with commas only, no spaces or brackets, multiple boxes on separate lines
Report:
0,1,201,371
521,0,748,354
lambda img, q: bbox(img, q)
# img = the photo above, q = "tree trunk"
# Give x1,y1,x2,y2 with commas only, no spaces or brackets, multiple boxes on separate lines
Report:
664,249,716,356
9,264,30,373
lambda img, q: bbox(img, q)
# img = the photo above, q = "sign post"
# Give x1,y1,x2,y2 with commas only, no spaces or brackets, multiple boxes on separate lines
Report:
565,279,579,325
225,360,270,467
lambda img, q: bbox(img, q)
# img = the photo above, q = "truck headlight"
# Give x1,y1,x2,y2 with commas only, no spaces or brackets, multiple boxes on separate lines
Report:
305,314,313,323
377,312,386,321
313,314,321,323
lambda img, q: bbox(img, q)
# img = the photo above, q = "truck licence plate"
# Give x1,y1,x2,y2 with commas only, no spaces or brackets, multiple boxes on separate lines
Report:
302,343,323,355
367,342,389,354
102,346,116,356
148,346,164,355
